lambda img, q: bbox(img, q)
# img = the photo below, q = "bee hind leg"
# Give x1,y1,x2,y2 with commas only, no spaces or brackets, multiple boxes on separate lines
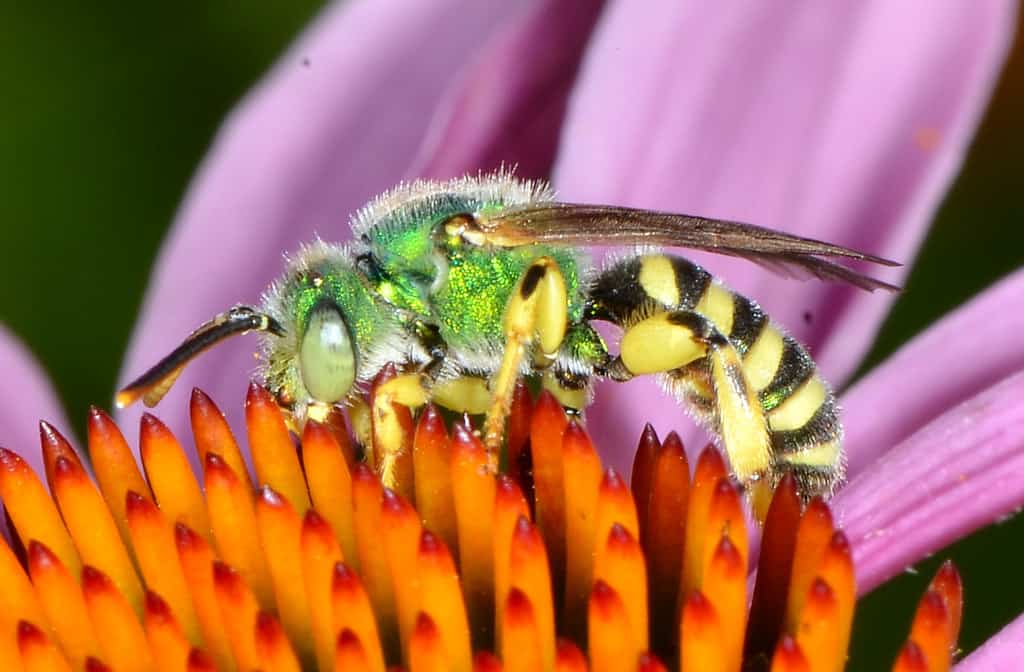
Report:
617,309,775,518
482,257,568,464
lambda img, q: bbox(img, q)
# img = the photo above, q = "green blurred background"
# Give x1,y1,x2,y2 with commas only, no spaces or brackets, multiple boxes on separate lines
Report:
1,3,1021,668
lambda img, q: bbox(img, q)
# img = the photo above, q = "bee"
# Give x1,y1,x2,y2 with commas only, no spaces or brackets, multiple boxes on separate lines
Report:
117,172,897,516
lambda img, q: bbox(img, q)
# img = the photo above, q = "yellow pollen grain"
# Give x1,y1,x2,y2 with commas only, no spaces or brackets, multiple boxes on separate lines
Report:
696,282,735,335
768,377,827,432
638,255,679,306
743,325,784,391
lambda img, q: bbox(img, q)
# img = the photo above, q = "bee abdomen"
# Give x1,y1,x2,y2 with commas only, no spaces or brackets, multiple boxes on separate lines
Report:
587,254,711,325
769,399,844,497
728,293,844,496
590,253,844,497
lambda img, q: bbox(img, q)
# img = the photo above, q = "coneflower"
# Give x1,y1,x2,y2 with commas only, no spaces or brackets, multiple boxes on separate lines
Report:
0,376,962,671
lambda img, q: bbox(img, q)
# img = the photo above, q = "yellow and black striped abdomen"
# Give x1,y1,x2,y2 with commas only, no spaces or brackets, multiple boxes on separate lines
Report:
587,253,844,498
731,294,844,498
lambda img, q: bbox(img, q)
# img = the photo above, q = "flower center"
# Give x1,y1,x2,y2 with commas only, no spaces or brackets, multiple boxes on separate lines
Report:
0,377,962,671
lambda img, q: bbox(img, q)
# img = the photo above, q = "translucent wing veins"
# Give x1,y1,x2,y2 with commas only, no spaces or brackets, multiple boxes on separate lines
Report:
481,203,900,292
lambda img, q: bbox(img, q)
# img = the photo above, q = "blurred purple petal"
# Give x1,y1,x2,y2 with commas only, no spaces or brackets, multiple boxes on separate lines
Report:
118,0,545,441
557,2,1016,457
413,0,604,180
0,326,69,477
844,268,1024,477
834,369,1024,593
955,612,1024,671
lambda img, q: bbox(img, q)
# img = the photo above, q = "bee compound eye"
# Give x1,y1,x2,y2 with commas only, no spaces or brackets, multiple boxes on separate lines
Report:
299,304,356,404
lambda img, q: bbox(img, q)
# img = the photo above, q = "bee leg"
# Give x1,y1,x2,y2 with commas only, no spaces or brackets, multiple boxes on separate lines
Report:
618,310,774,517
541,369,589,412
483,257,568,463
349,396,372,451
409,320,495,415
432,376,492,415
370,373,430,489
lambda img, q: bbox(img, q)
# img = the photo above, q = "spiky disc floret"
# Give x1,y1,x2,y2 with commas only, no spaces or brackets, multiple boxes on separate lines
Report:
0,389,966,671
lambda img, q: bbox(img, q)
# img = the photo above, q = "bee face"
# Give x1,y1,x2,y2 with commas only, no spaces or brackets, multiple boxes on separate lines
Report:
257,244,367,417
259,240,411,420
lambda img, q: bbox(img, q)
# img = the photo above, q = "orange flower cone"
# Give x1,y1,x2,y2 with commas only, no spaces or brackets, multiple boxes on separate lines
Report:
0,381,964,671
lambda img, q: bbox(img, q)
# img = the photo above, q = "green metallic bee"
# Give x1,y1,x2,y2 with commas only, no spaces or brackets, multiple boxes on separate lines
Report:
118,171,897,515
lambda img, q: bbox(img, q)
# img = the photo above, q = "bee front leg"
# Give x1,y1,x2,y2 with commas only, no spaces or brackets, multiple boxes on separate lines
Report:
369,372,431,489
617,310,774,517
483,257,568,464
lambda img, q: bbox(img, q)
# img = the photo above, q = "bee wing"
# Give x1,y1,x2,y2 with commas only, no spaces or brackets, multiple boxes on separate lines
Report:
481,203,901,292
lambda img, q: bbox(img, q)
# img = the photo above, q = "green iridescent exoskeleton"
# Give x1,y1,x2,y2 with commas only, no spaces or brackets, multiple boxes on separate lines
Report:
259,174,607,422
118,170,900,512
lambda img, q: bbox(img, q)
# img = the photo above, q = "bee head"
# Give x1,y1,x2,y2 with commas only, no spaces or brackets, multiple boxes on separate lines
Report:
117,240,403,422
260,241,403,422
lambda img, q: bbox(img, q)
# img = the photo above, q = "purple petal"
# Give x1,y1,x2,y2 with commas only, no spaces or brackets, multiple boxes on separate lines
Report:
118,0,548,441
555,2,1016,459
955,611,1024,671
0,326,70,478
412,0,604,180
834,369,1024,594
844,268,1024,477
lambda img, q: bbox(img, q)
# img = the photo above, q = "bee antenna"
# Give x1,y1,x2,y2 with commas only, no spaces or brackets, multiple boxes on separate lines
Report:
115,306,284,409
